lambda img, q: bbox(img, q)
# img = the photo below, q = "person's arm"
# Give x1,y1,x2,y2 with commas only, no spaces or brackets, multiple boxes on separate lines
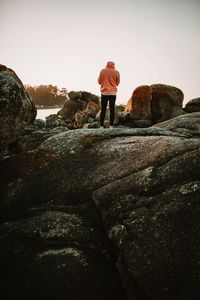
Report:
98,71,102,84
116,72,120,86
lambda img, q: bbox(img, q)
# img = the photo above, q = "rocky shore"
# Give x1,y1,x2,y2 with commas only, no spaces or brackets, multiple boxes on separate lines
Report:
0,65,200,300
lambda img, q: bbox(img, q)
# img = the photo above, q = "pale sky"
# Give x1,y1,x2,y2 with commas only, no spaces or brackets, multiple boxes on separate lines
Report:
0,0,199,105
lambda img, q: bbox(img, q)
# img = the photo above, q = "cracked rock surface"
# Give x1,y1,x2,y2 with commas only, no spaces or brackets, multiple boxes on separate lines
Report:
0,113,200,299
0,64,36,158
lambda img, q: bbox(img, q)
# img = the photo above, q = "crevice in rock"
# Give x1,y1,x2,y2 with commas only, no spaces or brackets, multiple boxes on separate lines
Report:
91,192,149,300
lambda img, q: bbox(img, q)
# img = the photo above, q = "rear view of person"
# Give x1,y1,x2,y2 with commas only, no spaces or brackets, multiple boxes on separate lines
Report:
98,61,120,128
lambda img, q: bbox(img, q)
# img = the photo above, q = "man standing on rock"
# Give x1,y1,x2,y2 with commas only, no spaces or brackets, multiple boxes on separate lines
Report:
98,61,120,128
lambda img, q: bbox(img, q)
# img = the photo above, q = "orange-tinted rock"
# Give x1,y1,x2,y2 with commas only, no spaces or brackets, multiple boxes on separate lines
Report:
124,98,132,113
125,84,185,126
128,85,152,121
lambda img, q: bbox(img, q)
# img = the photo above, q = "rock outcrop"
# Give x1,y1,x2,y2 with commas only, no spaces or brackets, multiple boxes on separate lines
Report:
0,204,126,300
8,119,69,155
84,101,100,118
151,83,185,123
0,112,200,299
153,111,200,137
57,91,127,128
57,91,100,124
0,64,36,157
1,68,200,299
75,101,100,128
52,84,188,130
124,85,152,127
184,97,200,113
128,85,152,119
124,84,185,127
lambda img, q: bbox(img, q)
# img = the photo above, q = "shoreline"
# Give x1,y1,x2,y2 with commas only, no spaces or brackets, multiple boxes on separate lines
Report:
36,106,61,109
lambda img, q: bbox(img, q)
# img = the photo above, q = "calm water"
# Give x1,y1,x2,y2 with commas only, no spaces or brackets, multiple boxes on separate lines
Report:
36,108,60,120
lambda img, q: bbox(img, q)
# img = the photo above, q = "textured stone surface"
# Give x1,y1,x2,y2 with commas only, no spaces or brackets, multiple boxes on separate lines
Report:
57,98,85,122
75,110,89,128
126,85,152,121
0,64,36,156
0,205,126,299
84,101,100,118
58,91,99,122
184,97,200,113
150,83,185,123
9,126,69,155
94,180,200,300
0,113,200,299
154,112,200,137
124,84,185,127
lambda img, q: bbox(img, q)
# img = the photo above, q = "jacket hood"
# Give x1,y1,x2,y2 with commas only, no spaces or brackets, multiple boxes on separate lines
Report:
106,61,115,68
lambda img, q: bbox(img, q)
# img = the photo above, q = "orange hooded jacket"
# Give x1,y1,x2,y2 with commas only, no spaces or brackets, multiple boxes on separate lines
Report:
98,61,120,95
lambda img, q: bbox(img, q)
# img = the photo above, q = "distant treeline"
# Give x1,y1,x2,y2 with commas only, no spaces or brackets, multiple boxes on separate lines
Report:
25,84,68,107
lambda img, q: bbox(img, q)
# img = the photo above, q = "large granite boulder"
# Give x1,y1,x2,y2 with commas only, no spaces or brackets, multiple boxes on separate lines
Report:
0,64,36,157
126,85,152,119
124,84,185,127
0,113,200,299
184,97,200,113
150,83,185,123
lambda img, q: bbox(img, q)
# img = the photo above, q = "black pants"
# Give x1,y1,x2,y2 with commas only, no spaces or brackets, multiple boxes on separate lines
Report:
100,95,116,126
